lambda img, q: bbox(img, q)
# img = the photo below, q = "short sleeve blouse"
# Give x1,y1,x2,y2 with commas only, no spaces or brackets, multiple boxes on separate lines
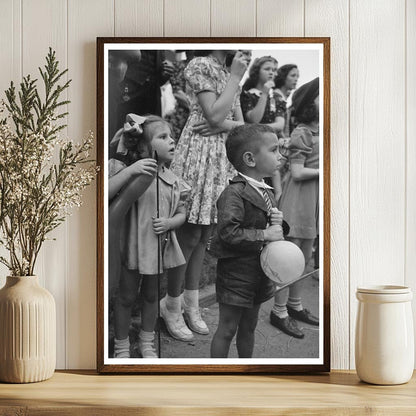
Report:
240,88,276,124
289,125,315,164
183,56,240,117
184,57,218,94
274,92,287,119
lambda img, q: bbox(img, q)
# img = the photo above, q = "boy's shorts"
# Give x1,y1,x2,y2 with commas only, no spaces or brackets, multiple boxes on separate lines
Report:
216,254,275,309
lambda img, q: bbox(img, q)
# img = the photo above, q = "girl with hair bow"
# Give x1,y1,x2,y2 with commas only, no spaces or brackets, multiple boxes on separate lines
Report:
109,114,187,359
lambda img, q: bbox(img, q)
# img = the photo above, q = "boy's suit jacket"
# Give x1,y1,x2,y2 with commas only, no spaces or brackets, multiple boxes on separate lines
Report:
210,175,290,259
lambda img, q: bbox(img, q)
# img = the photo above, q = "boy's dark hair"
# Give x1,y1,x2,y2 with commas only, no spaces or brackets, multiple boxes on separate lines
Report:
226,124,275,171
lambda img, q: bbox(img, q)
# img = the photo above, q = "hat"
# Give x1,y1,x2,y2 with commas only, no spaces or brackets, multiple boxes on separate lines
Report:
291,77,319,117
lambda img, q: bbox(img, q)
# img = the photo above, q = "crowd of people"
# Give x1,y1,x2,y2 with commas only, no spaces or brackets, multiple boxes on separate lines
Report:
108,49,320,359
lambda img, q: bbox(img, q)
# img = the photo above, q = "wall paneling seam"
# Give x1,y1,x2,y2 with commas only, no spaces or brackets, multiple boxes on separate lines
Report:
209,0,211,36
64,0,69,369
303,0,305,36
348,0,351,370
20,0,23,78
19,0,22,80
404,0,407,288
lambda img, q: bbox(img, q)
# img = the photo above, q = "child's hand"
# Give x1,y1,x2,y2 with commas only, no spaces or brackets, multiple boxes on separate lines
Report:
263,224,284,241
152,217,171,235
230,51,249,79
192,120,225,136
270,208,283,226
128,158,157,177
262,80,275,93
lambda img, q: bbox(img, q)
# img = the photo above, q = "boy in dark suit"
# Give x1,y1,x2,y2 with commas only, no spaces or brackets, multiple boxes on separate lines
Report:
210,124,289,358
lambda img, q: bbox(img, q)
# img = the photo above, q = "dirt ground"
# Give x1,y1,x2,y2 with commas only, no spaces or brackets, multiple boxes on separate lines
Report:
109,245,320,359
119,262,320,359
150,278,319,359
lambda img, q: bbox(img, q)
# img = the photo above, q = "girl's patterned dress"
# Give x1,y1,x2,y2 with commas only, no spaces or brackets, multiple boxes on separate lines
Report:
240,88,285,124
170,56,240,225
274,88,290,137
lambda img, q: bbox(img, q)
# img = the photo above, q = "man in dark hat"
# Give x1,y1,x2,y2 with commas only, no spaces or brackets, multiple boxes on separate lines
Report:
115,50,174,133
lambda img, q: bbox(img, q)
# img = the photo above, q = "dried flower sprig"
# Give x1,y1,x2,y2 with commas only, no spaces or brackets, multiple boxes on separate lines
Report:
0,48,96,276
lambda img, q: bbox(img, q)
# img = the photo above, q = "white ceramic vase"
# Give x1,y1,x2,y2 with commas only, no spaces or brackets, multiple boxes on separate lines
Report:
0,276,56,383
355,285,414,385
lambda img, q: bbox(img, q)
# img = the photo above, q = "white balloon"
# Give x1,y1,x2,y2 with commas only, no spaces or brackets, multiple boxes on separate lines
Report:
260,240,305,285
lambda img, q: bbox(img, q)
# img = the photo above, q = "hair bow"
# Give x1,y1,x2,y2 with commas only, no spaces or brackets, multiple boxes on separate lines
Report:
110,113,147,155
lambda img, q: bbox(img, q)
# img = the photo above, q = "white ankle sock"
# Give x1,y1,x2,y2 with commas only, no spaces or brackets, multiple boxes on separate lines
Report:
183,289,199,309
114,337,129,352
287,297,303,311
165,294,181,313
138,330,157,358
272,303,288,319
139,330,155,342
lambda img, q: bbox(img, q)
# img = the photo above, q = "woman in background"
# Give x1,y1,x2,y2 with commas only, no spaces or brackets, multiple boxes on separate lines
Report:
274,64,299,137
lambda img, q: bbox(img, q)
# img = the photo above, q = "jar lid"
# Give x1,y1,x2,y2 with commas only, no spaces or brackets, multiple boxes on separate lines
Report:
356,285,411,294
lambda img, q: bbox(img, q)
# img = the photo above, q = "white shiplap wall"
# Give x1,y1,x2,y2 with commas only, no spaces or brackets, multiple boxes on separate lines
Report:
0,0,414,370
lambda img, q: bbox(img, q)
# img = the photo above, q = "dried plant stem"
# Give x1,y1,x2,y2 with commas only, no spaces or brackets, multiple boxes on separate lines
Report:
0,48,96,276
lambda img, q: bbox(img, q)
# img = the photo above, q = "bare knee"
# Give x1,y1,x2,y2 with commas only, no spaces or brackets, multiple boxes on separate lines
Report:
238,319,257,335
239,307,260,335
185,233,202,249
143,289,157,304
178,224,202,249
218,321,239,342
118,289,137,308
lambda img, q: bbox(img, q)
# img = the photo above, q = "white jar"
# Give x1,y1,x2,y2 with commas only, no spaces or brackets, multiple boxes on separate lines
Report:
355,285,414,385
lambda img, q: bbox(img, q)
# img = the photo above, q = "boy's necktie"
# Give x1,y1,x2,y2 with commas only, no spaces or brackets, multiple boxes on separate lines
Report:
262,187,273,214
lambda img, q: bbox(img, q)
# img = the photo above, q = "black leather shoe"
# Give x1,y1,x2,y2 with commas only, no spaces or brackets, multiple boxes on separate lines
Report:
287,307,319,326
269,312,304,339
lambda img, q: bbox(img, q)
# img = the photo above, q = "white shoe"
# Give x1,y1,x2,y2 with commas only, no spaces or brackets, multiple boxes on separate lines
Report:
183,305,209,335
160,297,194,341
138,338,158,358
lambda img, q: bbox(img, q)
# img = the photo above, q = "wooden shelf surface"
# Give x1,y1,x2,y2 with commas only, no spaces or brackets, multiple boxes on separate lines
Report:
0,370,415,415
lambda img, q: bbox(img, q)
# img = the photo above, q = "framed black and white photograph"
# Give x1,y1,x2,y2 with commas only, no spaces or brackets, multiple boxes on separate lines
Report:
97,37,330,374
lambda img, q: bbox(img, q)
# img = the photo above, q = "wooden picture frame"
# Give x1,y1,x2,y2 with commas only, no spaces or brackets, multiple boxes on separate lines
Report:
97,37,330,373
